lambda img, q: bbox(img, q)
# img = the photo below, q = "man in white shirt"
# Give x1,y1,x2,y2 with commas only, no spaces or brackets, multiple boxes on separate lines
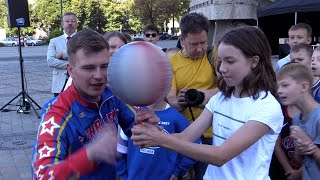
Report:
47,12,78,96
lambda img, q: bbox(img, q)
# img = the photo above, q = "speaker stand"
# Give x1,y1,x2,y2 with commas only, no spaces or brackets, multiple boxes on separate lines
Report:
0,26,41,118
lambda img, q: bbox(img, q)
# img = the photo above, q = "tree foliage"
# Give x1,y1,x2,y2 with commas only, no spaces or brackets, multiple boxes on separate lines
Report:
132,0,190,32
0,0,7,28
0,0,191,37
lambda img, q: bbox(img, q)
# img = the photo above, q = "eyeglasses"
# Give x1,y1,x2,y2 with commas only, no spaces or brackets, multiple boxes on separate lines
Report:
64,20,77,24
145,33,157,38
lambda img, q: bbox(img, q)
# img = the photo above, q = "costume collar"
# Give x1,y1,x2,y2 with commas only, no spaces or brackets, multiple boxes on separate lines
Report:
68,83,114,108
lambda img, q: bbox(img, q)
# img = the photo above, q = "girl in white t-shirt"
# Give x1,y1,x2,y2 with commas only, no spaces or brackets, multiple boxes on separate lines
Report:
131,26,284,180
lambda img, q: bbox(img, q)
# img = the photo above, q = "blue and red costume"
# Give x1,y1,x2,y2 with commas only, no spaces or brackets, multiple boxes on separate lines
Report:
31,84,136,179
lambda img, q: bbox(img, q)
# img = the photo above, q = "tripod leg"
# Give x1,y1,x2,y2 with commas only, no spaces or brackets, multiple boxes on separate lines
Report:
0,92,22,111
25,93,42,109
25,96,40,119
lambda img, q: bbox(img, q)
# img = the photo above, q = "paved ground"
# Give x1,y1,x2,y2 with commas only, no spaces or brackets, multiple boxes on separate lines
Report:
0,40,178,180
0,45,51,180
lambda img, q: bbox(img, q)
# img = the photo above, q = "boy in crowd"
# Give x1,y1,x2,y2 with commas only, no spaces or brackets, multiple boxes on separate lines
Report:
311,47,320,103
116,99,198,180
270,43,314,179
311,48,320,75
290,43,320,103
277,63,320,180
116,49,199,180
275,23,312,72
143,24,160,45
290,43,313,68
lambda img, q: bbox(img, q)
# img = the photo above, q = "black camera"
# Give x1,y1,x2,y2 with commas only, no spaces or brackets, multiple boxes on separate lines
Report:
185,89,205,107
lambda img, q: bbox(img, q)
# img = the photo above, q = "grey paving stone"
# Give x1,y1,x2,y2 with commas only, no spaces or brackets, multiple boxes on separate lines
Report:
0,167,20,179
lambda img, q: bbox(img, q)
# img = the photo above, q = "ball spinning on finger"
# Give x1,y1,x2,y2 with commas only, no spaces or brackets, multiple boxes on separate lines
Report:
107,41,172,106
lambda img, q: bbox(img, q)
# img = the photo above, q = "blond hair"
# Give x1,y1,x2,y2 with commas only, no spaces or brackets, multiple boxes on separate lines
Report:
277,63,313,87
289,23,312,37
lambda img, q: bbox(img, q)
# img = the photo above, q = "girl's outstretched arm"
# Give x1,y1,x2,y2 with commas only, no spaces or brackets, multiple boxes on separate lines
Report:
132,108,212,146
175,108,212,142
132,109,271,166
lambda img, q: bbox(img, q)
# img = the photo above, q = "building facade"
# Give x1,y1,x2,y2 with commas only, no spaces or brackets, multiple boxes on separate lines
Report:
189,0,275,45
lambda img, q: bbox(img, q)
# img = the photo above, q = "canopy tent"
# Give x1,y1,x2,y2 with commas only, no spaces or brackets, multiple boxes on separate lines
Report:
258,0,320,19
257,0,320,55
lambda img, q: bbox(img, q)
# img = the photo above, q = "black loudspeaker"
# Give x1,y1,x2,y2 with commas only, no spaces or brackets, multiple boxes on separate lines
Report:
5,0,30,27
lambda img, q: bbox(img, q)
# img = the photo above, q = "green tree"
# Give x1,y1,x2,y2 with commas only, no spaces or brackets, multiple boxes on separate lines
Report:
131,0,190,33
118,0,142,33
69,0,129,33
131,0,167,28
32,0,67,36
87,1,106,33
0,0,7,28
101,0,125,32
162,0,190,34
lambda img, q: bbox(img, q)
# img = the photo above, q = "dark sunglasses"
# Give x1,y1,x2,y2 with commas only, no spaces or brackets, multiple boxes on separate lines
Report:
145,33,157,38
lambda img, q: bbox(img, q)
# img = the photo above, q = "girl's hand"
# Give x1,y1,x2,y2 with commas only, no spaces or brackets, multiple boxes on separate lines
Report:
131,123,164,148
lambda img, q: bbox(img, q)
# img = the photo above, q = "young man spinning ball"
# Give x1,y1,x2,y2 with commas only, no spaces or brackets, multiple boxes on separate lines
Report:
31,29,158,180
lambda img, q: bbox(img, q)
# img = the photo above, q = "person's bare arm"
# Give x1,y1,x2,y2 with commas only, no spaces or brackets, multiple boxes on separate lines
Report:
274,136,294,172
294,146,303,164
198,88,219,108
132,117,270,166
166,88,187,112
174,108,213,142
167,87,219,110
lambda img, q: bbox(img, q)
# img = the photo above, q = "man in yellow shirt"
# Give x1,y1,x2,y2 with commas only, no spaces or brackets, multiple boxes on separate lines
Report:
166,12,218,179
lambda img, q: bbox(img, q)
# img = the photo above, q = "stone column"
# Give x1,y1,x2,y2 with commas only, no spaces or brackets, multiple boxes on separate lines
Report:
189,0,271,45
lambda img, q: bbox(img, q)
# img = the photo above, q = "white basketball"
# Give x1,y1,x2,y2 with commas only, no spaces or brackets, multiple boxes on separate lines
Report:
107,41,172,106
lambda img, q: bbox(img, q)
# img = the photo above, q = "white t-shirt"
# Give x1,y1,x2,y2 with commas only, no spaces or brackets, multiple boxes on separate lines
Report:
63,77,73,91
275,54,291,72
203,91,283,180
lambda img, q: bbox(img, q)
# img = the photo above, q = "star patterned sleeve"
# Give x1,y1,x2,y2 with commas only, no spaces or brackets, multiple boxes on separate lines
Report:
31,113,96,179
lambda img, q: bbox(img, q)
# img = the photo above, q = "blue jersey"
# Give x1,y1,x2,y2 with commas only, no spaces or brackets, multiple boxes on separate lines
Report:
117,105,199,180
31,84,136,180
312,79,320,103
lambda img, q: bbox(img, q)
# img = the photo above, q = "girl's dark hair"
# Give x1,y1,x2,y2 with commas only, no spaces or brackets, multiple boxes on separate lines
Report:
103,31,127,44
217,26,277,99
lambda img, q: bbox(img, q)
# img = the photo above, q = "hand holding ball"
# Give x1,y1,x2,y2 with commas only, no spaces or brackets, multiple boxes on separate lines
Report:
107,42,172,106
